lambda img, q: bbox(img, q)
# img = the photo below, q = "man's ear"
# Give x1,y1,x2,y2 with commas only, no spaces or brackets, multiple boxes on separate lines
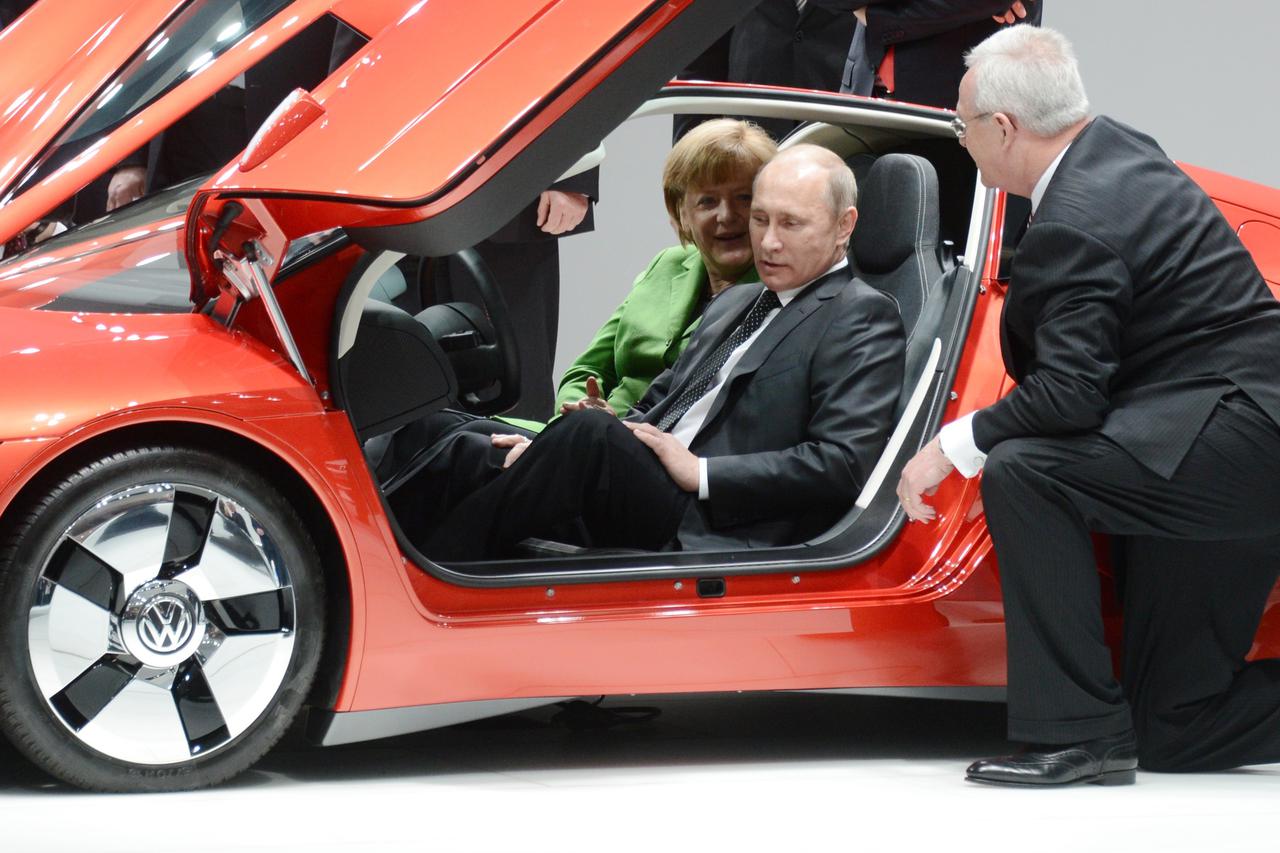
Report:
838,207,858,247
994,112,1018,149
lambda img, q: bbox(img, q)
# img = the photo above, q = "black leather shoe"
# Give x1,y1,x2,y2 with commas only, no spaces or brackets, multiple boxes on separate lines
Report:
965,730,1138,787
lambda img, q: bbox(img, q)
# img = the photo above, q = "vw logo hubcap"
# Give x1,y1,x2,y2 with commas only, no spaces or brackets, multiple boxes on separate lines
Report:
137,596,195,653
119,580,206,667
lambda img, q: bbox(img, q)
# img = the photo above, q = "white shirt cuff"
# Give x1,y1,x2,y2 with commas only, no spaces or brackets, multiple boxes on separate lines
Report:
698,457,710,500
938,413,987,478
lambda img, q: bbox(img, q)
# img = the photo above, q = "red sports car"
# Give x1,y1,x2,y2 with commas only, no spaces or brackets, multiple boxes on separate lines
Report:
0,0,1277,792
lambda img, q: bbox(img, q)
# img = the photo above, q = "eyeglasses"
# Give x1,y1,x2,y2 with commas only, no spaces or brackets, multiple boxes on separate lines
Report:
950,112,993,140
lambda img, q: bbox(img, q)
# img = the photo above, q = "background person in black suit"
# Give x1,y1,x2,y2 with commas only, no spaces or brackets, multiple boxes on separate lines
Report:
841,0,1042,108
425,145,904,560
0,0,34,29
898,25,1280,786
673,0,859,142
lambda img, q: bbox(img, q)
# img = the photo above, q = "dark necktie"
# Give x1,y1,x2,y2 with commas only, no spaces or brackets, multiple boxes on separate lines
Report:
657,288,782,431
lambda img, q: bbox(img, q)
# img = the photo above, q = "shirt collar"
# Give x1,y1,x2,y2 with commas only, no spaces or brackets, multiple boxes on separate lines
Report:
1031,142,1072,215
774,257,848,307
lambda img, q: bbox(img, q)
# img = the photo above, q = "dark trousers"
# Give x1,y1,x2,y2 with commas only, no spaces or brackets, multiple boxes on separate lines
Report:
981,391,1280,770
424,409,691,561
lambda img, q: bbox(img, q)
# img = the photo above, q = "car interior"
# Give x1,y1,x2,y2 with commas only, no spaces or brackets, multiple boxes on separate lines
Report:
326,94,992,586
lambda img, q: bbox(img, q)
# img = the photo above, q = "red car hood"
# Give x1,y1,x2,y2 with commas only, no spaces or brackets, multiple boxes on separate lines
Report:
186,0,755,303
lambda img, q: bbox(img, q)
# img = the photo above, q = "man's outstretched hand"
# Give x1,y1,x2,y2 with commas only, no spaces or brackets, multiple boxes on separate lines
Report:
626,422,699,492
897,437,955,522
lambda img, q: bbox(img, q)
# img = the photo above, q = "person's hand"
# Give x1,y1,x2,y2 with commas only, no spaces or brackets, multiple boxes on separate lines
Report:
625,422,699,492
896,437,956,523
491,433,532,468
537,190,589,235
992,1,1029,24
559,375,613,415
854,6,867,25
106,165,147,211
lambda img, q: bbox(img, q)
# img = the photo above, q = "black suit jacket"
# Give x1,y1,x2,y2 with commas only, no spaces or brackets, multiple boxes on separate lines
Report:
632,268,905,549
841,0,1042,109
674,0,858,141
973,116,1280,478
723,0,859,92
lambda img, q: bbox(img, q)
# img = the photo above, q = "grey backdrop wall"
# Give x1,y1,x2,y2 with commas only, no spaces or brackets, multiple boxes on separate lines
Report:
554,0,1280,381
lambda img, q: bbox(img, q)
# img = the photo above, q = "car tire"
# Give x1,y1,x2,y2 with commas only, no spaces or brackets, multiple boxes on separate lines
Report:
0,445,325,791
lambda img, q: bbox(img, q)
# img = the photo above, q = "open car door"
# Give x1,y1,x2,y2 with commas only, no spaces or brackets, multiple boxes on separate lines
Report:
185,0,758,309
0,0,418,248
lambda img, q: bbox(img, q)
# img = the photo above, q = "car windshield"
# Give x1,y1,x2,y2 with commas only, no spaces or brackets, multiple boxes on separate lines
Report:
0,175,204,268
0,0,292,208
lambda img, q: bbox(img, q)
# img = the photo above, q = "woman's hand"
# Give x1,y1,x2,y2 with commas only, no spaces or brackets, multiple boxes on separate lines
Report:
559,376,614,415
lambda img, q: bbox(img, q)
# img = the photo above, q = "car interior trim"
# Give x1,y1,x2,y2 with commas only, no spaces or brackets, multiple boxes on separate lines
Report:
336,250,407,358
856,338,942,510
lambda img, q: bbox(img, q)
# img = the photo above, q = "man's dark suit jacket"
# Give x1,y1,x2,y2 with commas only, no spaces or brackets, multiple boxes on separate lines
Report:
841,0,1042,109
631,268,905,550
973,116,1280,478
674,0,858,141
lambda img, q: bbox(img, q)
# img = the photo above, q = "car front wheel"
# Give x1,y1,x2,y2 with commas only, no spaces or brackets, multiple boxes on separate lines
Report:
0,445,324,791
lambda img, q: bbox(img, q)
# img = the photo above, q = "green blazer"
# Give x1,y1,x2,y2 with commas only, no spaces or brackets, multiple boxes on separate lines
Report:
555,245,759,417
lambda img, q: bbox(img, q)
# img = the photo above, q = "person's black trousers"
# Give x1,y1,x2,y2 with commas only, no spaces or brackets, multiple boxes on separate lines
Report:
980,391,1280,770
424,409,692,561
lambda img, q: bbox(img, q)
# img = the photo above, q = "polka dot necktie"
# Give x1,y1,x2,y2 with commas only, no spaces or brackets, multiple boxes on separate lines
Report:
656,288,782,432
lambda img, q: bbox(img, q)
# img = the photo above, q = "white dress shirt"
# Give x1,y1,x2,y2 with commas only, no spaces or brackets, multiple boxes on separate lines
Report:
671,258,849,498
937,143,1073,477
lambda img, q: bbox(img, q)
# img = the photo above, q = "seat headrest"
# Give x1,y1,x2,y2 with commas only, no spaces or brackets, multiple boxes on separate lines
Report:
343,300,456,439
851,153,941,274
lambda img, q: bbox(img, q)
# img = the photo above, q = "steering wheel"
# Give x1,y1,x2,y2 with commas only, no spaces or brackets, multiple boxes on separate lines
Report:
416,248,521,416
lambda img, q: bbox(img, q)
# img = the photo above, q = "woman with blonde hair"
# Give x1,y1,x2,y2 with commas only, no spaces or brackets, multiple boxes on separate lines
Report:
555,118,777,416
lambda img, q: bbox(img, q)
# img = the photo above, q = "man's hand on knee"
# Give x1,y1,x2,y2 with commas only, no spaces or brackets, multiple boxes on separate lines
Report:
491,433,532,468
625,422,699,492
897,436,955,522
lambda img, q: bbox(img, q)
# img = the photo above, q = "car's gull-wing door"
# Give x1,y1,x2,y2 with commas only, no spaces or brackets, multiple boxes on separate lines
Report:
0,0,417,248
185,0,758,311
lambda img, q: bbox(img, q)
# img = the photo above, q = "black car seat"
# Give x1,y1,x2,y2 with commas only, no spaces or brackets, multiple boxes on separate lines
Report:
851,153,949,340
340,299,457,486
850,152,960,420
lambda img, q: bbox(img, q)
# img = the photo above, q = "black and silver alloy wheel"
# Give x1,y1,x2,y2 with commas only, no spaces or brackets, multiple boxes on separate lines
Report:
0,447,324,791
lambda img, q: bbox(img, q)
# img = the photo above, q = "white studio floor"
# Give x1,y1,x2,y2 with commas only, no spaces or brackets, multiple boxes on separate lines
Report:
1,692,1278,852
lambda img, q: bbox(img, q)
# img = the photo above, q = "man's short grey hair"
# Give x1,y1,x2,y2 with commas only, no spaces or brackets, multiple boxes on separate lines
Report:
768,144,857,217
826,154,857,218
965,26,1090,137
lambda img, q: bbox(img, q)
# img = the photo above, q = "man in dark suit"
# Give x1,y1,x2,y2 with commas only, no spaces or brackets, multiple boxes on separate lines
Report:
674,0,859,141
426,145,904,560
0,0,33,28
841,1,1040,108
898,25,1280,786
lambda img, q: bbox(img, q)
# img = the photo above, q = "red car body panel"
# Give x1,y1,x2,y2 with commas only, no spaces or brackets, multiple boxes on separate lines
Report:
0,0,1278,742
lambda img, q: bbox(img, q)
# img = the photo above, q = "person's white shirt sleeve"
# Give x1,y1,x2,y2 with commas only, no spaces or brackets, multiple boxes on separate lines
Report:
938,413,986,478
